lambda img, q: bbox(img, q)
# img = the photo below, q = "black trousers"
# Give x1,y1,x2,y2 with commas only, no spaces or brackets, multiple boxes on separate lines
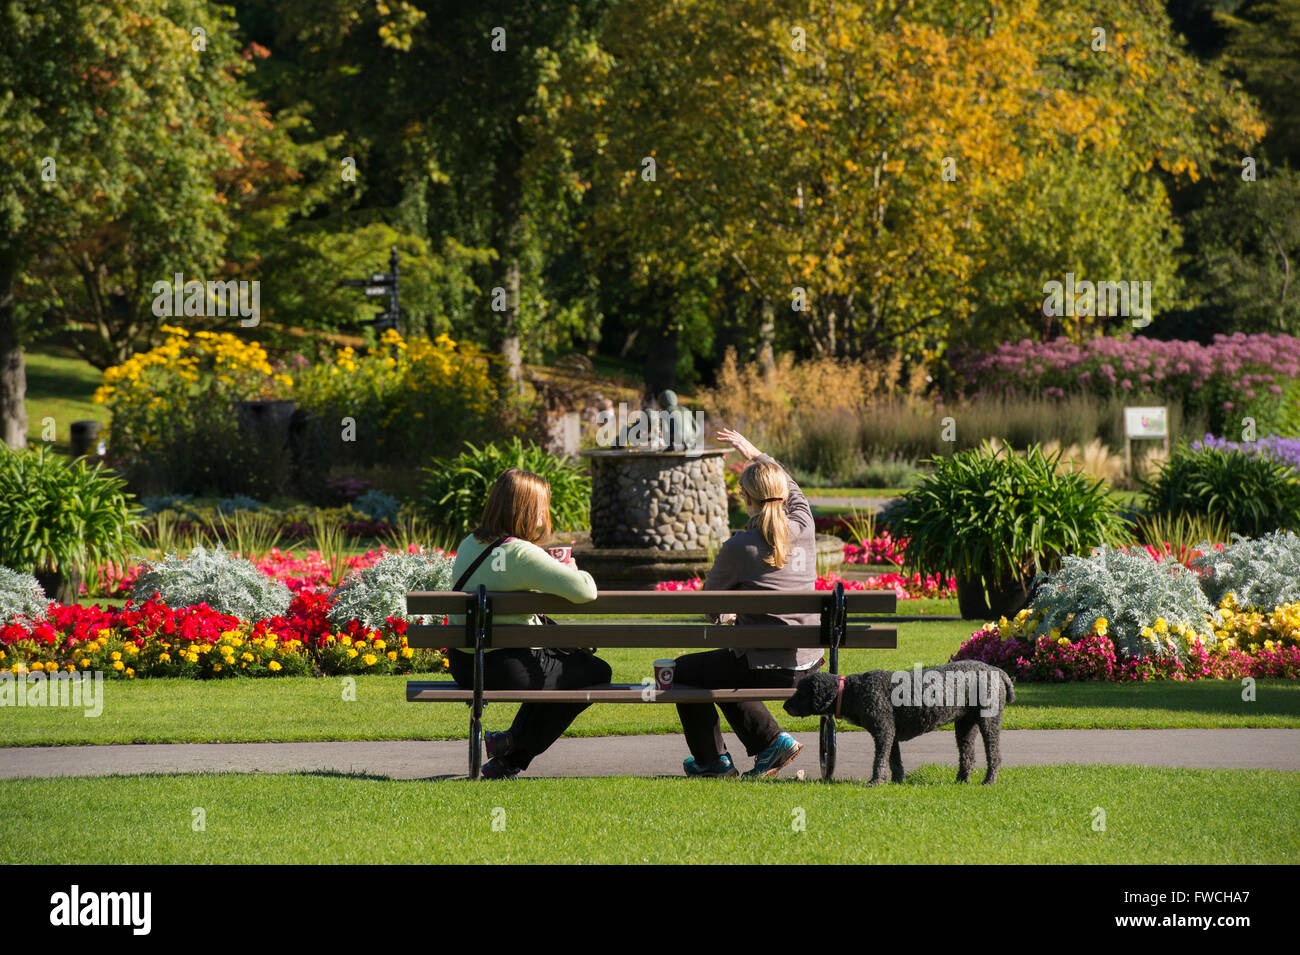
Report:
674,649,822,762
448,648,612,769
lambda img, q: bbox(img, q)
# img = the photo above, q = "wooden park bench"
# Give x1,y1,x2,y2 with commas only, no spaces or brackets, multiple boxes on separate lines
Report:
405,581,897,780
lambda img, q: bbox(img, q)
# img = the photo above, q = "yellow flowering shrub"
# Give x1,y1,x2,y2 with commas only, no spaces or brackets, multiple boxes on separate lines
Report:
94,325,294,495
293,329,516,465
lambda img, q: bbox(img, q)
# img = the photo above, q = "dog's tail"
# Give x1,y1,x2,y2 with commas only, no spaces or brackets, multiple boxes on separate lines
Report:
999,668,1016,705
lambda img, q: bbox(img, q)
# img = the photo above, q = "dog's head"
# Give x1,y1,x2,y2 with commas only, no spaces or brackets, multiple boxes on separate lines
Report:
783,672,839,717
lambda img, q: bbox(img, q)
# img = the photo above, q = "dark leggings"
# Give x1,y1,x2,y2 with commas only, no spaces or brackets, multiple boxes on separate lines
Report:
673,649,822,762
448,648,612,769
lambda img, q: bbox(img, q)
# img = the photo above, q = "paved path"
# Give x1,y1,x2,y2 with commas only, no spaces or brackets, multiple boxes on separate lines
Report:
808,496,895,511
2,729,1296,781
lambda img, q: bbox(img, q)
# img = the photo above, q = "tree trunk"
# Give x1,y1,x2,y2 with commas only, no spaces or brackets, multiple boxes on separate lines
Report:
758,299,776,377
500,247,523,390
0,248,28,450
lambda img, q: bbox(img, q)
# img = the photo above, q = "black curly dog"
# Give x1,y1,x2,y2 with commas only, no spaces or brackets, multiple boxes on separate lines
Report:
784,661,1015,785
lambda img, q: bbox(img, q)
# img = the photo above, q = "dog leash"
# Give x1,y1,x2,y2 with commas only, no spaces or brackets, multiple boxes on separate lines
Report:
834,675,845,721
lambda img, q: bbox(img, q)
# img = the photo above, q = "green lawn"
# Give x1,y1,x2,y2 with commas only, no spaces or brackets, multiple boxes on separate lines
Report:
5,619,1297,745
1,765,1295,864
23,347,105,455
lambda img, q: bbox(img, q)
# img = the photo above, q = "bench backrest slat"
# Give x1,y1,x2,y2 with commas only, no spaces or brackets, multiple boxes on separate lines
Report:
407,589,897,616
406,623,898,650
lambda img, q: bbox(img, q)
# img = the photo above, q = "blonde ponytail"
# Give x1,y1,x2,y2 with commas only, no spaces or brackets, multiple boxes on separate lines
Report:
740,459,791,568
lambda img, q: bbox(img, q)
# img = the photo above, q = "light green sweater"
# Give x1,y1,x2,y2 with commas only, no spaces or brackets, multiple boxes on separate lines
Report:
447,535,598,642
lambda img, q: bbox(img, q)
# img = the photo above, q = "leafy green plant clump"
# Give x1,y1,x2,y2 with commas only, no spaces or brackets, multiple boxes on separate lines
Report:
131,545,292,621
419,439,590,538
899,442,1131,618
0,567,49,624
1192,531,1300,611
1144,445,1300,536
1030,548,1214,660
327,551,455,631
0,448,141,577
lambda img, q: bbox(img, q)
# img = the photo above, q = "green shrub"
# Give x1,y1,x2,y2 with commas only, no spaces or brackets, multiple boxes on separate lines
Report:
1029,548,1215,660
1191,531,1300,610
0,567,48,623
0,448,141,577
327,550,455,630
1143,445,1300,536
419,439,591,538
899,442,1131,618
131,545,292,621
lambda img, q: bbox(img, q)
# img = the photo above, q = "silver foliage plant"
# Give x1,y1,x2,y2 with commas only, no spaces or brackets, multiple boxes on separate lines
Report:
131,544,292,622
0,566,49,623
1029,548,1214,660
1191,531,1300,611
327,550,454,631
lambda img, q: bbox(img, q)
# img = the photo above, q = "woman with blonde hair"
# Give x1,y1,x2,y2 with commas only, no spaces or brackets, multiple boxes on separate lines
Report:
447,467,610,779
672,428,822,777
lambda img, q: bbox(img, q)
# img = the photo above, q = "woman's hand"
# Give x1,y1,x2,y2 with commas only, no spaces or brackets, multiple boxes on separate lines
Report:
715,428,761,461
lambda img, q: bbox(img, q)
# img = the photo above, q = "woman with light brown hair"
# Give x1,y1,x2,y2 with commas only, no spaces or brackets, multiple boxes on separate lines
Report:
672,428,821,777
447,467,610,779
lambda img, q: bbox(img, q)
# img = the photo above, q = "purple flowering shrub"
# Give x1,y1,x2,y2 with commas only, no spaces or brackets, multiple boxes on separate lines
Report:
1193,434,1300,471
958,333,1300,436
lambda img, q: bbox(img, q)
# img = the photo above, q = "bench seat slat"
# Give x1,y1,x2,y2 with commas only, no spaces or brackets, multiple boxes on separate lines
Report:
406,589,896,616
405,623,897,650
406,681,800,704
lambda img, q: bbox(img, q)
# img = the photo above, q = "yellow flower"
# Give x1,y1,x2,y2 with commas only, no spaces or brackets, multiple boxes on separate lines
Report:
159,653,171,662
126,668,135,679
346,648,358,659
79,658,90,668
268,660,281,672
362,654,377,666
112,661,124,671
387,651,398,662
30,661,44,671
110,651,122,661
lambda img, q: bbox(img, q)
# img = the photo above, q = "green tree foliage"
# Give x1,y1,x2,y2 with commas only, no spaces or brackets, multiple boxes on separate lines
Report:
542,0,1264,365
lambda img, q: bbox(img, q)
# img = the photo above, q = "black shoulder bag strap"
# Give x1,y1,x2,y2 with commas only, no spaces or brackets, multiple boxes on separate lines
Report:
453,537,508,592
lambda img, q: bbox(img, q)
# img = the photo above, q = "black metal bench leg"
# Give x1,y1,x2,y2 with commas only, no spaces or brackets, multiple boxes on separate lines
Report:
468,585,488,780
819,716,836,780
820,581,845,781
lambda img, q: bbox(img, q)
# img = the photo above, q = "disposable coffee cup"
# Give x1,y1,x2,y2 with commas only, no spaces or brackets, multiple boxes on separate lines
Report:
547,545,572,563
654,659,676,691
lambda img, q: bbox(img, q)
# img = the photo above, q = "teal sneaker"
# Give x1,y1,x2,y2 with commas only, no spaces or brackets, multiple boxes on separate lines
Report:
744,733,803,778
683,753,739,778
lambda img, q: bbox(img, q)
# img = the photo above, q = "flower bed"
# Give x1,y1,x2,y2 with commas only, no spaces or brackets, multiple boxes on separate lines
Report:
954,605,1300,682
0,591,449,680
842,532,907,566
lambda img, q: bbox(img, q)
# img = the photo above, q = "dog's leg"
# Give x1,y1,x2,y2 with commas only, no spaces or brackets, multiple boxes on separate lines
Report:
889,740,904,783
954,716,979,783
869,729,894,786
979,716,1002,785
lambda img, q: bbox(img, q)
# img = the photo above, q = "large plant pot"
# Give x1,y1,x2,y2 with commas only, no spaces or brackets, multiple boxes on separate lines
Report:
955,571,1032,620
34,569,83,606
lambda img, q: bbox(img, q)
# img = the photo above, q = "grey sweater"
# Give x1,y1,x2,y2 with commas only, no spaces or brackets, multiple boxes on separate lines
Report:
701,454,823,669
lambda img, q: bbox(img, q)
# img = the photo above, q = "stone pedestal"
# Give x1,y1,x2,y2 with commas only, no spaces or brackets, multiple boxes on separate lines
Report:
582,448,729,551
573,448,844,589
